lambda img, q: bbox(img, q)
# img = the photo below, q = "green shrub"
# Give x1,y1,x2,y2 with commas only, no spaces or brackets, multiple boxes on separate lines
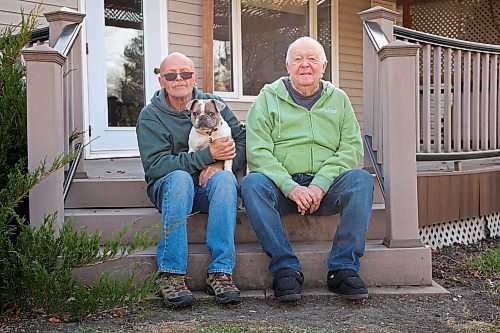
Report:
0,7,161,322
0,7,38,189
0,150,161,321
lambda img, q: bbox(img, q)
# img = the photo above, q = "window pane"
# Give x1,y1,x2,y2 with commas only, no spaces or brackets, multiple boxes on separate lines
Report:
318,0,332,82
214,0,234,92
241,0,309,96
105,0,144,127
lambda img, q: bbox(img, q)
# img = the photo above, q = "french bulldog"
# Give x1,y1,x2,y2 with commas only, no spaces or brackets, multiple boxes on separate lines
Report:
186,98,233,173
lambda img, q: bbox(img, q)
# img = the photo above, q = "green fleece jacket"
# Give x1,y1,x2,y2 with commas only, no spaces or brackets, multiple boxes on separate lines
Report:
246,77,363,197
136,87,246,202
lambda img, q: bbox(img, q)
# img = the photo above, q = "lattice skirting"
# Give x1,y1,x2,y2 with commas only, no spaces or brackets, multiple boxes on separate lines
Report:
419,212,500,249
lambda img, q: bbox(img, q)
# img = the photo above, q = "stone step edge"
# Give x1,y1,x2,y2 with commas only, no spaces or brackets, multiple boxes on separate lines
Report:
190,281,449,300
65,203,385,216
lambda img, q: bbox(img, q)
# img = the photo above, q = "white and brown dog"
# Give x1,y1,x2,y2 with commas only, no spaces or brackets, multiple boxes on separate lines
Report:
186,98,233,173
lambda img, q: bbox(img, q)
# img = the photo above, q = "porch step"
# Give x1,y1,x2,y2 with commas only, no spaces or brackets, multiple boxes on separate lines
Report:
65,204,386,244
65,178,153,208
74,241,432,290
65,175,385,208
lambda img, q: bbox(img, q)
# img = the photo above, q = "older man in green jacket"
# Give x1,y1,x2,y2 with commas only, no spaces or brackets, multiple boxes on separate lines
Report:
241,37,373,302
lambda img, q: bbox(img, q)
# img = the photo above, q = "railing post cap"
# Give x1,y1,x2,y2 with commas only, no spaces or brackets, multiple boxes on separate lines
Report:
359,6,398,22
45,7,86,24
21,44,66,66
378,40,420,60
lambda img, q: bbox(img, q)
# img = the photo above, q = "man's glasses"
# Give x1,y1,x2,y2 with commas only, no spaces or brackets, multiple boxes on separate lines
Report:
161,72,194,81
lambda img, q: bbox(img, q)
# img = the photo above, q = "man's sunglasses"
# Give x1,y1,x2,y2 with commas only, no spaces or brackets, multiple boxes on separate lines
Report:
161,72,194,81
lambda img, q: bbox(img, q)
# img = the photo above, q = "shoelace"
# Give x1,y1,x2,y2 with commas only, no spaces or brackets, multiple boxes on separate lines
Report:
162,275,188,292
212,273,235,288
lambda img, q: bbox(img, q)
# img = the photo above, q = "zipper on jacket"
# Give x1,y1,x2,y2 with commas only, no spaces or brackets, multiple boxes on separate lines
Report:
308,111,314,173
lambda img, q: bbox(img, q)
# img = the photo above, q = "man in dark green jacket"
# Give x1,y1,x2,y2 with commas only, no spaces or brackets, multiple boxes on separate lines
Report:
136,52,246,308
241,37,373,302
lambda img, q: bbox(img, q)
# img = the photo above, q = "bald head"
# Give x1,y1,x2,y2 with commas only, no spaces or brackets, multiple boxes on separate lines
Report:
160,52,195,73
286,37,327,65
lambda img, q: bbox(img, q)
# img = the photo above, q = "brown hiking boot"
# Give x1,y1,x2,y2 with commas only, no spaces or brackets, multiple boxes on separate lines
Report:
158,273,194,308
205,272,241,304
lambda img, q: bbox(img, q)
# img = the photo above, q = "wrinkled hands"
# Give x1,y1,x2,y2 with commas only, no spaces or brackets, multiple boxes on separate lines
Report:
200,137,235,187
209,136,236,161
288,184,325,215
199,161,224,187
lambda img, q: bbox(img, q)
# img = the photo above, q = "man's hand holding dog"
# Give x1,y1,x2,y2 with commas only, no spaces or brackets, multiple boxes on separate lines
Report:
209,136,236,161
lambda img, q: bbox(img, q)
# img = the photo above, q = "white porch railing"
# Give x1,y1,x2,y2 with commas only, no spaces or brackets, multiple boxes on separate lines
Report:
21,8,86,228
359,6,500,248
394,26,500,164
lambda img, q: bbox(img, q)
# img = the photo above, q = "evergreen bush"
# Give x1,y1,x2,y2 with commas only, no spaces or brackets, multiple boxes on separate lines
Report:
0,7,162,322
0,152,161,321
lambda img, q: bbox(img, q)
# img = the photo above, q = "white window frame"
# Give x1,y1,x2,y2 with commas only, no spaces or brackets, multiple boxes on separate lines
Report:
216,0,339,102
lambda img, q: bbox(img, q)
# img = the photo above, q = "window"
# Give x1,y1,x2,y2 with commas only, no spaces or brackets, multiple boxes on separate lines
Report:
105,0,145,127
213,0,337,99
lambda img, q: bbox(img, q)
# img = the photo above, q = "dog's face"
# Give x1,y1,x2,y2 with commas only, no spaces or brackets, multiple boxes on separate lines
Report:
186,99,226,130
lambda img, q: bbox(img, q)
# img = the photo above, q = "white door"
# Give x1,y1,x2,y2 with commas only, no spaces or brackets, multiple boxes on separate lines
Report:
85,0,165,158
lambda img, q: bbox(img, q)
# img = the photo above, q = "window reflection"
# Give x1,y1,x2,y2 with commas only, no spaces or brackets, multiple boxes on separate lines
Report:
214,0,234,92
212,0,333,96
105,0,144,127
241,0,309,96
318,0,332,82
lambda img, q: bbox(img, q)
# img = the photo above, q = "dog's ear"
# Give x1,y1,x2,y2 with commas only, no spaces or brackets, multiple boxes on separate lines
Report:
212,99,226,112
186,99,198,111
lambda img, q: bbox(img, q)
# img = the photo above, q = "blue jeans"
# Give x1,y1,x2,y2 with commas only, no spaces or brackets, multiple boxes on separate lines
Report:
152,170,238,275
240,169,373,276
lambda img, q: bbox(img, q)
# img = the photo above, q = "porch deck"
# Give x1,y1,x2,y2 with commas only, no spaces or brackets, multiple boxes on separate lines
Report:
79,156,500,181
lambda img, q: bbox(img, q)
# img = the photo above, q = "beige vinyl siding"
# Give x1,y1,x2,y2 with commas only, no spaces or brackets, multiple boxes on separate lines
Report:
168,0,205,89
338,0,370,131
0,0,78,31
225,100,253,122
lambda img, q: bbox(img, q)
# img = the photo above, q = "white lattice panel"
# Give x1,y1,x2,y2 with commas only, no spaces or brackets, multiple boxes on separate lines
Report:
486,212,500,238
419,216,487,249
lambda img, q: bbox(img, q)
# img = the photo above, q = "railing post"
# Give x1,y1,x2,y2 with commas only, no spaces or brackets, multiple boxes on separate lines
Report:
379,40,423,248
21,46,67,228
44,7,85,48
359,7,398,171
45,8,87,178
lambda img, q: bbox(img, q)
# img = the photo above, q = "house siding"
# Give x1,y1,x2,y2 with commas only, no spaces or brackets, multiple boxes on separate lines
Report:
0,0,79,30
168,0,205,89
338,0,370,131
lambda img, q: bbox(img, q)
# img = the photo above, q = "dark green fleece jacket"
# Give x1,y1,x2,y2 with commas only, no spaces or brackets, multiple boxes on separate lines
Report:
136,87,246,202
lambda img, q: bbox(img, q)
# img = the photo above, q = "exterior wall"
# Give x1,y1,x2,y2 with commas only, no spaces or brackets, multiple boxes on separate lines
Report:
167,0,205,90
338,0,370,131
0,0,79,30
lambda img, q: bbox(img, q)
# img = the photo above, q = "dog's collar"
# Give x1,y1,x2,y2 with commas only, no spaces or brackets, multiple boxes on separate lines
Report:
195,121,223,142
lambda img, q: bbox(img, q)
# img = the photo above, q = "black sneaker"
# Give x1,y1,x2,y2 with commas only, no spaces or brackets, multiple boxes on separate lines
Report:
327,269,369,300
158,273,195,308
272,268,304,302
206,272,241,304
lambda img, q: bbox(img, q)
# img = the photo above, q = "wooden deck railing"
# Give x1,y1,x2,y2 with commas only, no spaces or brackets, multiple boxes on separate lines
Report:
359,6,500,248
21,8,86,228
394,26,500,159
359,7,423,249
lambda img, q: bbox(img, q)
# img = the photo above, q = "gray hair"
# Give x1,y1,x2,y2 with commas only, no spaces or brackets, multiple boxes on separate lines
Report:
285,37,327,64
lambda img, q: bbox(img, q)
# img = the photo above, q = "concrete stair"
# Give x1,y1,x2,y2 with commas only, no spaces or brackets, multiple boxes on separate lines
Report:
66,168,433,291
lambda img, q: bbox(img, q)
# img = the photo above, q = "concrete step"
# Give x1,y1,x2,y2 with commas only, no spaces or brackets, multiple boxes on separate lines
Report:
66,204,386,244
74,241,432,290
65,175,385,208
66,178,152,209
